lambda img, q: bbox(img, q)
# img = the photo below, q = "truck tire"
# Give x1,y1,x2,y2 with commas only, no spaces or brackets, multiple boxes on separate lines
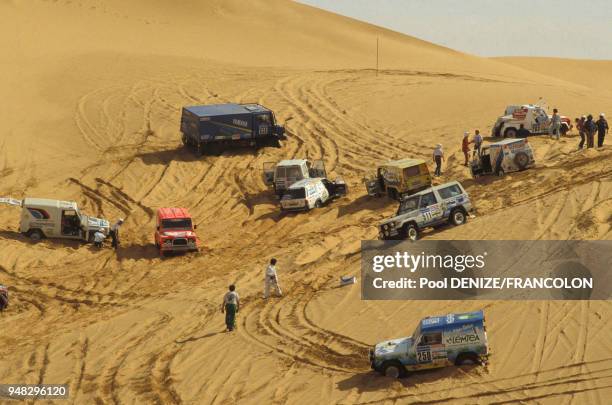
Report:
381,361,406,378
455,352,479,366
504,127,517,138
28,229,44,242
514,152,529,170
450,208,467,226
181,133,188,146
314,199,322,208
196,142,205,155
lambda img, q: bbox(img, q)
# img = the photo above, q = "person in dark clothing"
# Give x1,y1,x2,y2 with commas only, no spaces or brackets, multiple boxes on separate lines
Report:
584,115,597,148
596,113,608,147
109,218,124,249
577,116,586,149
517,124,530,138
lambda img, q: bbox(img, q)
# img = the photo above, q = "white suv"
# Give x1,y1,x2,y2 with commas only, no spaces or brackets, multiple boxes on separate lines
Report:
379,181,472,240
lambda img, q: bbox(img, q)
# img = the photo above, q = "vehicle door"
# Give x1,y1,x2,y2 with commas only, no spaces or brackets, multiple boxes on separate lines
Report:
255,113,271,136
415,332,447,368
318,182,330,202
416,192,444,226
308,159,327,178
262,162,276,186
61,209,82,239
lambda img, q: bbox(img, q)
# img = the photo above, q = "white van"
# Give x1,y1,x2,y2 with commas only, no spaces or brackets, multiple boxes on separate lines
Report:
280,178,347,211
0,197,110,242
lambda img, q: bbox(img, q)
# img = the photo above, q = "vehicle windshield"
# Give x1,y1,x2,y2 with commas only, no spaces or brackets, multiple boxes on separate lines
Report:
284,188,306,199
276,165,302,179
398,196,419,215
411,324,421,344
161,218,192,230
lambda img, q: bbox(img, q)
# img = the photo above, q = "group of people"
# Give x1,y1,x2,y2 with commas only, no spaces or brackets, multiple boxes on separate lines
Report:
432,129,485,176
574,113,608,149
93,218,124,249
221,258,283,332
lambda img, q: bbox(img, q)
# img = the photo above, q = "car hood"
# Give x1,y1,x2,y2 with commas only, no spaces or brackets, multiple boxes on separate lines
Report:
161,230,196,238
82,215,110,230
374,336,412,357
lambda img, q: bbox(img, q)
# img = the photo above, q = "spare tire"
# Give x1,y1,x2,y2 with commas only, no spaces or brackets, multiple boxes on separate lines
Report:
514,152,529,170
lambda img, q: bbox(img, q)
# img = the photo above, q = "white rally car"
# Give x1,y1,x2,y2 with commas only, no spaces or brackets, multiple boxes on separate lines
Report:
470,138,535,177
492,104,571,138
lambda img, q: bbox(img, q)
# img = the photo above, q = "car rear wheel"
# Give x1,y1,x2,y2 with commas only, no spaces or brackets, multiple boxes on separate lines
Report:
28,229,44,242
382,361,406,378
314,199,322,208
455,352,479,366
504,127,517,138
450,208,467,226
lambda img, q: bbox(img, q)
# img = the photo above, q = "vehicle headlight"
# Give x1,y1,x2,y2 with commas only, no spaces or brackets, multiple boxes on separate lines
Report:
163,239,172,245
188,239,195,245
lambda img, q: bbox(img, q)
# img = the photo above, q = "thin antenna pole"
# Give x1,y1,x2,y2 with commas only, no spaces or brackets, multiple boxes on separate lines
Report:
376,37,379,76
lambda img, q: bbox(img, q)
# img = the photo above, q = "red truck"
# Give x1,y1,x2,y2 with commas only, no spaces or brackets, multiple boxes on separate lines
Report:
154,207,199,256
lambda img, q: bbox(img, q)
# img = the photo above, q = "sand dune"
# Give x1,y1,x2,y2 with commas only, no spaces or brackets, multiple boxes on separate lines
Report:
0,1,611,404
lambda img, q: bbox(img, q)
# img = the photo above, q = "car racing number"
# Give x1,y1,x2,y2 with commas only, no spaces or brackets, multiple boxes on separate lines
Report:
417,349,432,363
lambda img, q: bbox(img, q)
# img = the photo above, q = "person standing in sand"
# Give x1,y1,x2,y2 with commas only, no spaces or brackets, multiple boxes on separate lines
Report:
462,132,470,166
584,115,597,148
432,144,444,177
550,108,562,140
596,113,608,147
473,130,483,155
221,284,240,332
109,218,124,249
264,258,282,299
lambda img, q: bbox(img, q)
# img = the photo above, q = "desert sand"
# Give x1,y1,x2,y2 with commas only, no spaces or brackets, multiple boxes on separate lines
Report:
0,1,611,404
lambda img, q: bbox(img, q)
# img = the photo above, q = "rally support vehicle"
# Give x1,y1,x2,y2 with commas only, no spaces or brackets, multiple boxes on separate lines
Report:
378,181,472,241
470,138,535,178
263,159,327,197
279,178,347,212
370,310,489,378
154,207,199,256
364,158,431,201
0,197,110,242
180,103,285,155
492,104,571,138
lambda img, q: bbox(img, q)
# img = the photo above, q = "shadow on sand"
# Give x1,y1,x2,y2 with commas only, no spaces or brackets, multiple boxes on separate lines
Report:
337,365,478,395
135,145,261,165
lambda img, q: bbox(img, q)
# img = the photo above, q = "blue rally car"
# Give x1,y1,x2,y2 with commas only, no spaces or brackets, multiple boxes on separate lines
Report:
180,103,285,155
370,310,489,378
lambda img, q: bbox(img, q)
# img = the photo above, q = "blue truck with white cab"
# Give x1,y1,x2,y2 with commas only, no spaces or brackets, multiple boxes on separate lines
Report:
180,103,285,155
370,310,489,378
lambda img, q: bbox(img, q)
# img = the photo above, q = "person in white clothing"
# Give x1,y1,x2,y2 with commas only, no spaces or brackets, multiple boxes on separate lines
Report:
93,231,106,248
264,258,282,299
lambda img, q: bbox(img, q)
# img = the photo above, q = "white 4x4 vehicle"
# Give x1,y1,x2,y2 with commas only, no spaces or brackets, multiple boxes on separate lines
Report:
471,138,535,177
492,104,571,138
379,181,472,240
370,310,489,378
263,159,327,197
0,197,110,242
280,178,347,211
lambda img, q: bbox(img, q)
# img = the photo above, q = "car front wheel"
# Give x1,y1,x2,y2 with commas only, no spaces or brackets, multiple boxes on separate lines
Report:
382,361,406,378
450,209,467,226
403,224,418,241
